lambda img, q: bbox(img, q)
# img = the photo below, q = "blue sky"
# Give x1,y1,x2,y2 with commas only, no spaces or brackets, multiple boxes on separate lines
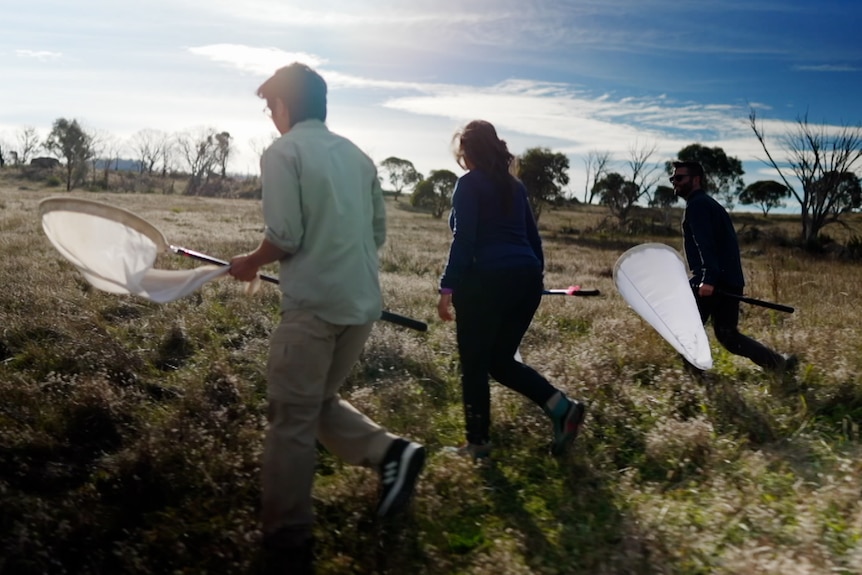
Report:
1,0,861,205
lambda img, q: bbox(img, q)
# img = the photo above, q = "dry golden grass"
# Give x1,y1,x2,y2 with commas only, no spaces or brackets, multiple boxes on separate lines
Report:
2,170,862,574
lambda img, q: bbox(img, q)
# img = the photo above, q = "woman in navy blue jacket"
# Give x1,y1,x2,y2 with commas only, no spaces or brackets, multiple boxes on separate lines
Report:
437,120,585,459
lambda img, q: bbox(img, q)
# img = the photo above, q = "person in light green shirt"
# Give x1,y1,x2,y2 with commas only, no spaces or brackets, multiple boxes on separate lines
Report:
229,63,425,575
258,115,386,325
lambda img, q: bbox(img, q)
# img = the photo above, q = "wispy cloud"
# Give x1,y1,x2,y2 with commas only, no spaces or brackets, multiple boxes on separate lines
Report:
794,64,860,72
184,29,853,186
200,0,498,27
187,44,445,91
188,43,748,139
374,76,826,186
383,80,753,150
186,42,795,165
15,49,62,62
187,45,326,76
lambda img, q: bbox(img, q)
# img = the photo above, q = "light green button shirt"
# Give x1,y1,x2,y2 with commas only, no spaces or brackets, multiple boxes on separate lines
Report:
260,120,386,325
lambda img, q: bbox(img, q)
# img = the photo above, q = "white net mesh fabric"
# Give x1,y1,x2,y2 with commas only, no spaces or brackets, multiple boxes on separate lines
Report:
40,198,229,303
614,243,713,370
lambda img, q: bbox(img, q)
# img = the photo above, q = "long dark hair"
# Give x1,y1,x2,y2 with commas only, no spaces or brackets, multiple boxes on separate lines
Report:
453,120,517,211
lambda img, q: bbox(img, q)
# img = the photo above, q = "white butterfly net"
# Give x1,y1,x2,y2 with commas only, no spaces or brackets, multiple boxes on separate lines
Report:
614,243,713,370
40,197,229,303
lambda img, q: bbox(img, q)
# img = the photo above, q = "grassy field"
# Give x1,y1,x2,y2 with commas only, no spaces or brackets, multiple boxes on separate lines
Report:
1,172,862,574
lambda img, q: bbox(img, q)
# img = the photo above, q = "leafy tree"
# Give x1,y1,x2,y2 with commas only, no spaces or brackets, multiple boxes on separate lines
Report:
517,147,570,221
649,184,680,227
215,132,232,178
667,143,744,211
175,127,219,195
815,170,862,213
750,109,862,245
649,185,679,208
410,169,458,218
594,172,640,224
44,118,93,191
739,180,790,216
379,157,422,200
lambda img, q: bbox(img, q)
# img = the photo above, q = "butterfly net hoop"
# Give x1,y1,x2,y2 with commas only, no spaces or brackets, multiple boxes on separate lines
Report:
39,197,227,303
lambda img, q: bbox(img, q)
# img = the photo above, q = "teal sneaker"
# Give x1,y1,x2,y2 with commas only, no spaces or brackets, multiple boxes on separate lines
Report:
550,399,585,456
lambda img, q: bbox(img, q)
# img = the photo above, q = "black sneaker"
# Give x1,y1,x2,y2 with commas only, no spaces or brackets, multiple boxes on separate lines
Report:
770,353,799,377
550,399,586,456
377,438,425,517
782,353,799,375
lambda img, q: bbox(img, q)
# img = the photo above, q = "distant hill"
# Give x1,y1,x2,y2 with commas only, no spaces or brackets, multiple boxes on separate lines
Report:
93,158,141,172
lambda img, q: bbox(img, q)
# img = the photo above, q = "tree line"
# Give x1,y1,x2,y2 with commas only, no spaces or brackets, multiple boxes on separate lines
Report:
381,111,862,247
2,110,861,246
0,120,259,196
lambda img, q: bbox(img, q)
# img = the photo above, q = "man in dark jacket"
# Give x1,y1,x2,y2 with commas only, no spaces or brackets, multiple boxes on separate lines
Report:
671,160,796,375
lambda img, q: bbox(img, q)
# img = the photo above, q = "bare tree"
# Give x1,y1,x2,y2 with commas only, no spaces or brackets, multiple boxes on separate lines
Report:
0,136,10,168
88,129,107,188
16,126,40,165
626,141,662,205
595,142,661,225
749,109,862,245
158,134,176,177
248,134,278,175
582,150,611,204
129,129,165,174
99,132,124,188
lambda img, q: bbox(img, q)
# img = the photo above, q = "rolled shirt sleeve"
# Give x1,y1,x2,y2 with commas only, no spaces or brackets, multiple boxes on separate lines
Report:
261,144,303,255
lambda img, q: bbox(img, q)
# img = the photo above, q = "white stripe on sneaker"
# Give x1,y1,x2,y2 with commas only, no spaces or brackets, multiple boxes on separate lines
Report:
378,442,420,515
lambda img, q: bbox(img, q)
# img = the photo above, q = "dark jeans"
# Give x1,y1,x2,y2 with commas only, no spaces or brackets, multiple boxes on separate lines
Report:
453,266,558,445
695,286,783,370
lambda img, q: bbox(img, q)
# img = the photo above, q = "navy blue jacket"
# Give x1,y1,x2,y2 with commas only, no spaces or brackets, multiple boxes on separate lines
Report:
439,169,543,291
682,189,745,289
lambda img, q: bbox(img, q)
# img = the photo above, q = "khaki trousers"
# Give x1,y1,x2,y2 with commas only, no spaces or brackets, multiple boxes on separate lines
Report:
261,309,396,540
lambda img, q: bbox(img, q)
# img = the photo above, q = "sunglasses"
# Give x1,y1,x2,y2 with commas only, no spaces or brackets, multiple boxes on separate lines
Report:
669,174,690,183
